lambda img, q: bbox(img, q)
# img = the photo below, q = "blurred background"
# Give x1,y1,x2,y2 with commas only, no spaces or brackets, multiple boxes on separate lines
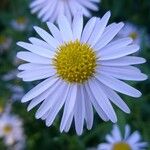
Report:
0,0,150,149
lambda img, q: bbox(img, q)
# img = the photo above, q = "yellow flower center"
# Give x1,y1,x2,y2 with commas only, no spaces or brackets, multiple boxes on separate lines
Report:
53,40,97,83
3,124,12,134
129,32,138,40
0,35,7,44
16,17,26,24
113,142,131,150
0,106,3,113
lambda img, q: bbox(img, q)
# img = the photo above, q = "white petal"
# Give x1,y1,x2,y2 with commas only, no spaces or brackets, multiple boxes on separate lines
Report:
124,125,131,139
40,109,50,120
17,52,51,64
81,17,97,43
83,86,94,129
84,83,109,122
18,63,51,71
74,85,85,135
105,134,116,143
47,22,63,43
98,37,133,53
45,84,70,126
58,15,73,42
94,22,124,50
37,1,53,18
29,37,53,50
21,77,58,102
35,80,66,119
64,111,74,133
17,42,54,59
127,131,141,144
72,12,83,40
30,0,46,8
68,0,91,17
112,125,122,141
101,84,130,113
133,142,148,149
96,73,142,98
64,2,72,23
99,56,146,66
99,44,140,60
88,11,111,47
98,38,133,56
27,87,53,111
98,143,111,150
78,0,99,11
98,66,147,81
33,26,60,48
18,68,56,81
60,85,77,132
88,79,117,122
31,4,42,14
41,1,57,22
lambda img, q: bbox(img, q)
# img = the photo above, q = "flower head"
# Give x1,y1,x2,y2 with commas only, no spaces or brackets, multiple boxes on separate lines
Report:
17,12,147,135
118,22,143,45
30,0,100,22
98,125,148,150
11,16,28,31
0,113,25,146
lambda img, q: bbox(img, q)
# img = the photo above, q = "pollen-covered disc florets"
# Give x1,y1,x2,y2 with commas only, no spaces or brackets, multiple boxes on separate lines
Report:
3,124,13,134
113,142,131,150
53,40,97,83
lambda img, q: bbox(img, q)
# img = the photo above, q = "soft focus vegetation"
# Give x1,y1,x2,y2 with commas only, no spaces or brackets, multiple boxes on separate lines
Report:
0,0,150,149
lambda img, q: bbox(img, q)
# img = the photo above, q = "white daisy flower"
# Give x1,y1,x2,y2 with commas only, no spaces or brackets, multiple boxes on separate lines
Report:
0,35,12,54
30,0,100,22
17,11,147,135
118,22,142,45
11,16,28,31
98,124,148,150
0,113,25,146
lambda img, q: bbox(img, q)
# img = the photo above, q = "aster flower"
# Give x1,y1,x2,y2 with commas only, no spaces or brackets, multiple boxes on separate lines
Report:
0,113,25,146
17,11,147,135
11,16,28,31
30,0,99,22
98,125,148,150
0,35,12,54
118,22,143,45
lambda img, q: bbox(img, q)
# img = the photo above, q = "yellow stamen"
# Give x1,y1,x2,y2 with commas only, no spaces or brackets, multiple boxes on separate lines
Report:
0,35,7,44
129,32,138,40
0,106,3,113
53,40,97,83
16,17,26,24
113,142,131,150
3,124,12,134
